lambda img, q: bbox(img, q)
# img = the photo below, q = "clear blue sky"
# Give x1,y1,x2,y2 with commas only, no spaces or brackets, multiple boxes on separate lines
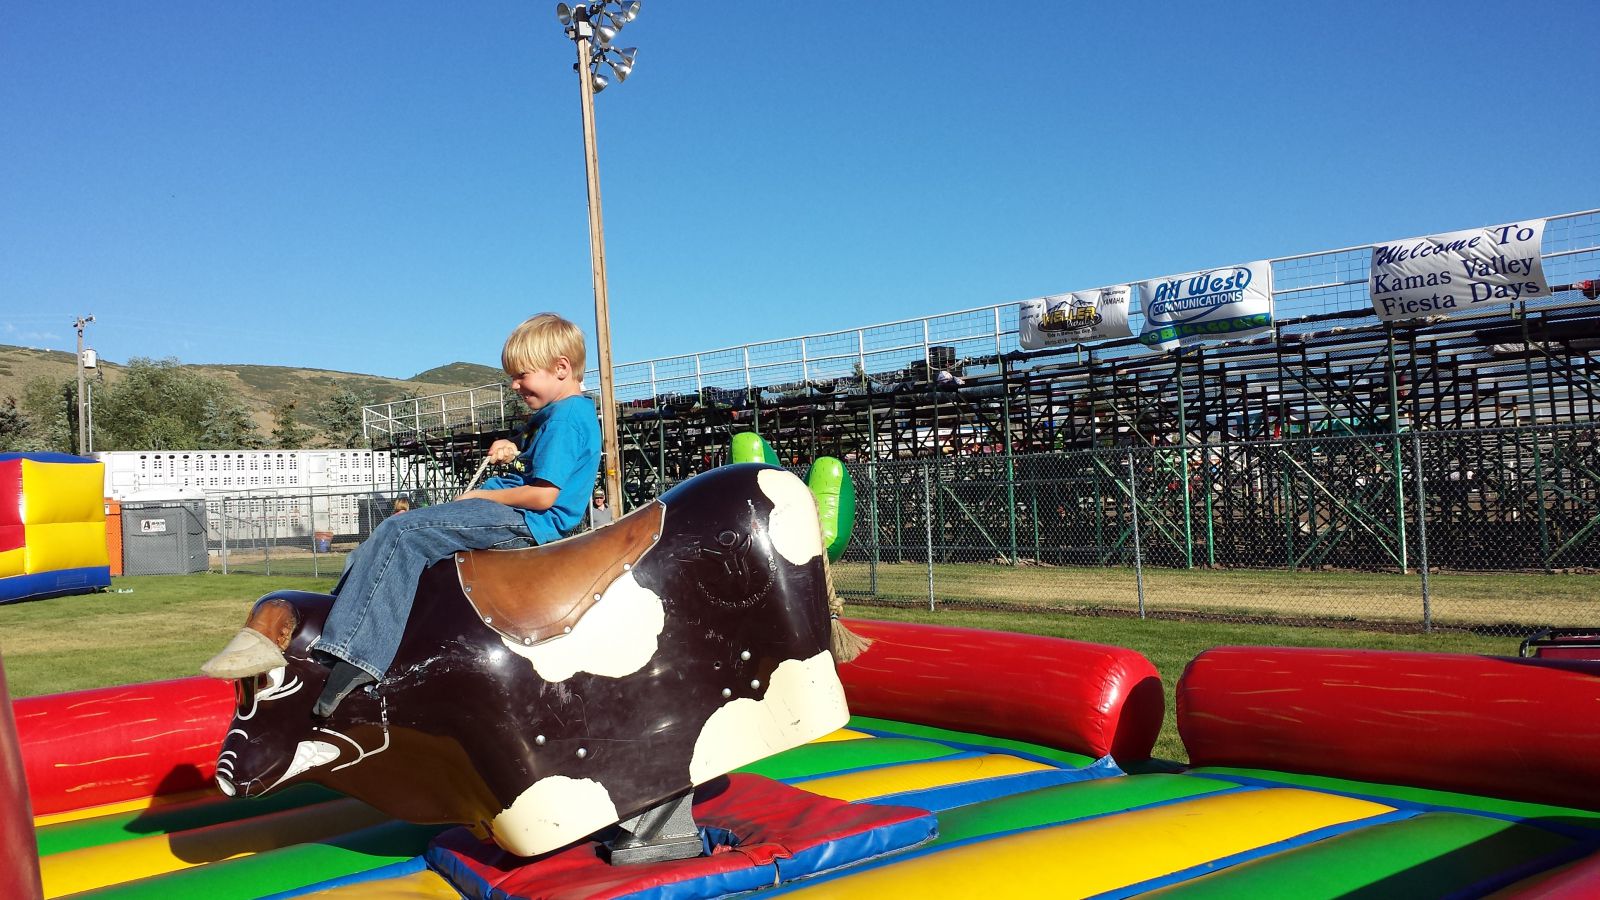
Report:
3,1,1597,380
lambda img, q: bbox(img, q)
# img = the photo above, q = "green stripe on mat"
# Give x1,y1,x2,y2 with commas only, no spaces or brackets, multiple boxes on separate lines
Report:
735,736,961,781
933,774,1231,847
36,784,341,856
1145,811,1574,898
72,819,445,900
1191,767,1600,831
847,716,1099,769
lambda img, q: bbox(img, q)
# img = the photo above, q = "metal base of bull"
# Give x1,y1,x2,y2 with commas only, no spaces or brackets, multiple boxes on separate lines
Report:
600,791,704,866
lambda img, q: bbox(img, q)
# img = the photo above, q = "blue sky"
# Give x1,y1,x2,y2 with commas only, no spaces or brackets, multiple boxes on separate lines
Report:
3,1,1596,380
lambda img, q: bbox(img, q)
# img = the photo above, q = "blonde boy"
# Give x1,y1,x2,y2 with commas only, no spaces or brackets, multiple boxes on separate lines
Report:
202,314,602,717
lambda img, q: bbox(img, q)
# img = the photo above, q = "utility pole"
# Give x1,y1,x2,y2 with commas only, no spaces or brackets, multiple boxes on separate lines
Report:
557,1,639,514
73,315,95,455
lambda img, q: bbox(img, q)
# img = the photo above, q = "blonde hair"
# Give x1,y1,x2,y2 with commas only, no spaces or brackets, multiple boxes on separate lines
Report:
502,313,587,377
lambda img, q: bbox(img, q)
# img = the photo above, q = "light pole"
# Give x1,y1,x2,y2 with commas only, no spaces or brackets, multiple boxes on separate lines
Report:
73,315,95,455
556,0,639,514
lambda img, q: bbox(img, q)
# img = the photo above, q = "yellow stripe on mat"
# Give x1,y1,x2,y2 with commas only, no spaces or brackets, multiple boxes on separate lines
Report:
798,753,1052,802
809,728,874,743
39,798,391,899
309,869,466,898
797,788,1394,899
33,788,217,828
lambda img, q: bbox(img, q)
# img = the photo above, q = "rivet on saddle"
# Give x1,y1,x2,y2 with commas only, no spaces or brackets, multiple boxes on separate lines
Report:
455,502,665,646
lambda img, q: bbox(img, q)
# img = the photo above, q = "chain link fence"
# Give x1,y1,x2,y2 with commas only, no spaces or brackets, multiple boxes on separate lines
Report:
119,423,1600,638
119,487,453,579
830,424,1600,637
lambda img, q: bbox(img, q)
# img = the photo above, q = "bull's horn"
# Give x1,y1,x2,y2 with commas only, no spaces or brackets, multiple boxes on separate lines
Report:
199,598,298,680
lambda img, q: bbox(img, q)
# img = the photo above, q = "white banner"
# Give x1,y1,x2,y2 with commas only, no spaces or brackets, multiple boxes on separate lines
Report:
1017,285,1133,350
1370,219,1549,321
1137,261,1274,353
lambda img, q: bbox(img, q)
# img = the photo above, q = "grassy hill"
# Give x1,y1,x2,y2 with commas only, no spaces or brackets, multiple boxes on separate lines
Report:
0,343,501,445
411,361,503,385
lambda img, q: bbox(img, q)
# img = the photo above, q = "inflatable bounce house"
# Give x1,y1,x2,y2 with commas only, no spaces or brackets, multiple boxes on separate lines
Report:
0,452,110,604
5,456,1600,897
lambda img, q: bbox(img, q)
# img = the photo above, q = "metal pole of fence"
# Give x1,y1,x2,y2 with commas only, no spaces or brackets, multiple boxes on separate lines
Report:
1411,432,1432,632
310,490,319,578
220,498,229,575
1127,452,1146,619
1002,357,1018,565
867,398,879,595
1385,328,1410,571
923,464,935,612
1175,355,1194,568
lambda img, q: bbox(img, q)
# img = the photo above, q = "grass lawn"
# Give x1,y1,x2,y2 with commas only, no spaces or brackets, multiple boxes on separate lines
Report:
834,561,1600,631
0,571,1525,762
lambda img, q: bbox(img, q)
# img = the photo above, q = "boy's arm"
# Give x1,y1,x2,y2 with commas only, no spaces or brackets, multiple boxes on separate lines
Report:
458,481,560,511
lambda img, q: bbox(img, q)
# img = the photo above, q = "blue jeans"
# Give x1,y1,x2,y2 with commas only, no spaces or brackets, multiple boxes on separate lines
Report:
317,500,535,680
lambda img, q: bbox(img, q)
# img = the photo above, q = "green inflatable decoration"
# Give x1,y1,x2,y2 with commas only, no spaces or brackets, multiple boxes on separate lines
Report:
731,432,782,467
729,432,855,562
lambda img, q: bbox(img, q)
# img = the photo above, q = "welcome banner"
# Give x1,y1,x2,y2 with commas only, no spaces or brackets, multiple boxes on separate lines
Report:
1017,286,1133,350
1369,219,1549,322
1137,261,1274,353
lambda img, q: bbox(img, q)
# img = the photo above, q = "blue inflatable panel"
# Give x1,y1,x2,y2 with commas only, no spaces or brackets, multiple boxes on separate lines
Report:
0,566,111,604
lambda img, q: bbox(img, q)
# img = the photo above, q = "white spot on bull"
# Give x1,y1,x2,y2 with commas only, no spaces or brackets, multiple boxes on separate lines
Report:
689,649,849,783
502,571,664,682
494,775,620,858
757,469,824,565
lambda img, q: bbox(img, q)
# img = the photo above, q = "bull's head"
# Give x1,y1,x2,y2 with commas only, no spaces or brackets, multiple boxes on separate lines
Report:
203,464,849,856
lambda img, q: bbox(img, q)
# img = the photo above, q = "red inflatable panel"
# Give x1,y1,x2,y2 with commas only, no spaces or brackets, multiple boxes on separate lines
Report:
0,655,43,900
1178,647,1600,811
1501,850,1600,898
14,675,233,815
838,619,1163,763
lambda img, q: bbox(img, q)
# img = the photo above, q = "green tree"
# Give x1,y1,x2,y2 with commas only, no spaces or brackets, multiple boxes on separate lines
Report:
312,389,377,446
271,400,313,449
94,357,262,450
18,377,74,453
0,397,29,449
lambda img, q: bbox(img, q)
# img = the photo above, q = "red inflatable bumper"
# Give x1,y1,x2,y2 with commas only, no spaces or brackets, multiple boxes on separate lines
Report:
839,619,1163,763
1178,646,1600,811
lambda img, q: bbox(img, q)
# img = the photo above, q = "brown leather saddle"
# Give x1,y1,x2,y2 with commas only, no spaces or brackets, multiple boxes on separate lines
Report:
453,501,665,646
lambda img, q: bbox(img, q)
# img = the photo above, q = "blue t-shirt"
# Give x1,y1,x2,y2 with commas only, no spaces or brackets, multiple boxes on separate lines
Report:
481,395,601,544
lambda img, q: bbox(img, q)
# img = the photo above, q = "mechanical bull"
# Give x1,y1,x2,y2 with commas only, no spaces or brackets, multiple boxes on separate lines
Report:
206,464,849,858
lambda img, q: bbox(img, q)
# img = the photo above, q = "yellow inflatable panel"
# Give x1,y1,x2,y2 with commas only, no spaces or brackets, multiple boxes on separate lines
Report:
313,869,466,898
798,753,1052,803
795,788,1394,899
21,460,105,524
39,798,390,898
0,546,23,579
32,788,215,829
25,522,110,572
811,728,873,743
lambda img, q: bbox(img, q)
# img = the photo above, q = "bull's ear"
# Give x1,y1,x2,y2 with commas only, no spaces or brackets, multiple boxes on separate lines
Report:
245,598,300,651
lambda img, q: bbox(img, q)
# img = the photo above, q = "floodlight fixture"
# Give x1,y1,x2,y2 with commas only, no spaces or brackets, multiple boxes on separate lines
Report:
556,2,572,25
603,47,636,81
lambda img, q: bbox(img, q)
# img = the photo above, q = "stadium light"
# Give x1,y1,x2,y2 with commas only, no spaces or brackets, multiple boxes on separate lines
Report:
555,1,642,514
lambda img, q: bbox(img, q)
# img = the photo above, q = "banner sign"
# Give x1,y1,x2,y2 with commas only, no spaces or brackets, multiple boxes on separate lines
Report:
1018,286,1133,349
1137,261,1274,353
1369,219,1549,321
